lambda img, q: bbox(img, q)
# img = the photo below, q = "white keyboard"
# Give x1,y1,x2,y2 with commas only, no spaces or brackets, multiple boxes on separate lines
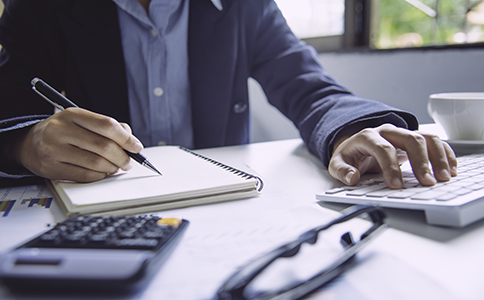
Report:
316,154,484,227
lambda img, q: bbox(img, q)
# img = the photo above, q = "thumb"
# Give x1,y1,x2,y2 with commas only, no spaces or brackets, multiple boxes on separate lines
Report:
328,155,361,186
119,123,143,153
120,122,133,134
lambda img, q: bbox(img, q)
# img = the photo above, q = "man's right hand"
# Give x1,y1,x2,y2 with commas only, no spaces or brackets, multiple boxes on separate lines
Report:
14,107,144,182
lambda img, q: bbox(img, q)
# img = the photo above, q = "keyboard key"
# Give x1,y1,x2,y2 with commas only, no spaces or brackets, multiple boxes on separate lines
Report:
386,186,429,199
411,190,448,200
366,189,397,198
468,183,484,191
453,188,473,196
436,193,458,201
325,187,347,194
346,184,387,196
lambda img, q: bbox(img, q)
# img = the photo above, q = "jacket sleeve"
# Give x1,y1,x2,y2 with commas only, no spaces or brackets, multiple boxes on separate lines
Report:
0,0,62,121
0,115,49,178
0,1,59,176
249,0,418,167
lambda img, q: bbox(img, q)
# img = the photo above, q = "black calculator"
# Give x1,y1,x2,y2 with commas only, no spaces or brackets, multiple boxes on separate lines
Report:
0,215,189,291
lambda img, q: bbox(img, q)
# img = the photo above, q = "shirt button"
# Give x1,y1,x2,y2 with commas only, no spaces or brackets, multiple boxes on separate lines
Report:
233,102,248,113
157,141,166,146
151,28,158,37
153,87,164,97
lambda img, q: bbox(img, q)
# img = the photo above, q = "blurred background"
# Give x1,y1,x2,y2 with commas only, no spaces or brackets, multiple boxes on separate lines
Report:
275,0,484,50
251,0,484,142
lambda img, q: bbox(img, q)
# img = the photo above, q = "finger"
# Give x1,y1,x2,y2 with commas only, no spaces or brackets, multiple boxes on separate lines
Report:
120,123,143,155
328,154,362,186
443,142,458,176
40,113,133,171
120,122,133,134
356,129,404,189
30,123,123,175
420,132,454,182
54,144,121,175
19,127,112,182
59,125,133,171
65,108,144,153
378,125,436,186
331,128,404,188
43,162,109,183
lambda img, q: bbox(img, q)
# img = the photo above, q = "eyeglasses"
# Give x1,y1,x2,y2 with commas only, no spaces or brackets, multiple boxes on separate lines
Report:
216,205,388,300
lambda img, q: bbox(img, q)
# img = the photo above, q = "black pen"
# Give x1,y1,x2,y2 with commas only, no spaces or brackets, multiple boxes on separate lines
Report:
31,77,162,176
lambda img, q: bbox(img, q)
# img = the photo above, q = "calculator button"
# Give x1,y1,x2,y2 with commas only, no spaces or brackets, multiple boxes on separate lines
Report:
88,233,111,243
143,231,166,239
158,218,182,227
116,238,159,249
22,215,186,251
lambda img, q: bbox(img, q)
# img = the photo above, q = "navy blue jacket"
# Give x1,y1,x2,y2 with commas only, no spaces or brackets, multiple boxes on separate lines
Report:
0,0,417,169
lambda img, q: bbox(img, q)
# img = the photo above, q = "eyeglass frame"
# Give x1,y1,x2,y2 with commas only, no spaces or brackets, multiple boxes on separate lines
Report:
216,205,388,300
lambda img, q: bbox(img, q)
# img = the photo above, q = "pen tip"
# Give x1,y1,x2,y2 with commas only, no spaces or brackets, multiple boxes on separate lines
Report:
144,162,162,176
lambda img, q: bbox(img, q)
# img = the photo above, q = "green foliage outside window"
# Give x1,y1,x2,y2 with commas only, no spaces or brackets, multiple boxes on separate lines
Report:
375,0,484,49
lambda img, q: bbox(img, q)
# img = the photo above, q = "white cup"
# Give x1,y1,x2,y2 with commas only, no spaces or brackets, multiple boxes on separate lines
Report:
428,92,484,141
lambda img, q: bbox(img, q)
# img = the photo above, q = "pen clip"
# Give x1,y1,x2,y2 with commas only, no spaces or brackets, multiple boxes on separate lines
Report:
31,85,66,111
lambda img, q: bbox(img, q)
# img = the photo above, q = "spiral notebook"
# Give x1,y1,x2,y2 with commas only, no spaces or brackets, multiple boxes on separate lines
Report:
48,146,263,216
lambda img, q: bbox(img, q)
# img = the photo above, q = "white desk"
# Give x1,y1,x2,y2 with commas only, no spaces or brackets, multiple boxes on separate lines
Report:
1,135,484,299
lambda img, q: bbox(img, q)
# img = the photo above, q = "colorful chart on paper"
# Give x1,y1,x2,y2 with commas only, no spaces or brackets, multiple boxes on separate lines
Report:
0,185,54,217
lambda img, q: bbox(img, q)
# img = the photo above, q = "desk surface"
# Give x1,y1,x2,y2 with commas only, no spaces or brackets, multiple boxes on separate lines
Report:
1,128,484,299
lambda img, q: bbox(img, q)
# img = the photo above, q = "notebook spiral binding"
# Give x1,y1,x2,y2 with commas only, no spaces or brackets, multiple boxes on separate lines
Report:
179,147,264,192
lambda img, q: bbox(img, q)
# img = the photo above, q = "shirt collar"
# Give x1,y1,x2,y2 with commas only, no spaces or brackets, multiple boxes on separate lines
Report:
211,0,223,11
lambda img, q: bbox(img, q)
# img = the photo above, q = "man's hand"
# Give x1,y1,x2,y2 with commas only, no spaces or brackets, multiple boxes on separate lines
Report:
329,124,457,189
14,108,144,182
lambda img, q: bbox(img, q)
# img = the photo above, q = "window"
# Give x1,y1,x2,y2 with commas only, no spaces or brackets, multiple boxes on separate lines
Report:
374,0,484,49
275,0,484,51
274,0,348,51
274,0,345,38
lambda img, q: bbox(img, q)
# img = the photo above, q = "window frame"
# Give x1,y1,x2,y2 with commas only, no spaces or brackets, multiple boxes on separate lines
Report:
301,0,372,52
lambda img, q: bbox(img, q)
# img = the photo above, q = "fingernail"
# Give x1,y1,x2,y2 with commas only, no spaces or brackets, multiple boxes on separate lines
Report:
451,166,458,176
133,140,144,152
423,172,437,185
439,169,451,180
391,177,403,189
345,171,354,185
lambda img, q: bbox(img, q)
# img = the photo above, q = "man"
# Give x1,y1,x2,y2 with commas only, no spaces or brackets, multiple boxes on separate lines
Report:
0,0,456,188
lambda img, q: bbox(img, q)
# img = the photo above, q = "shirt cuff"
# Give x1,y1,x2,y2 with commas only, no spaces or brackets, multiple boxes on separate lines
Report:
0,115,48,133
0,171,34,179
